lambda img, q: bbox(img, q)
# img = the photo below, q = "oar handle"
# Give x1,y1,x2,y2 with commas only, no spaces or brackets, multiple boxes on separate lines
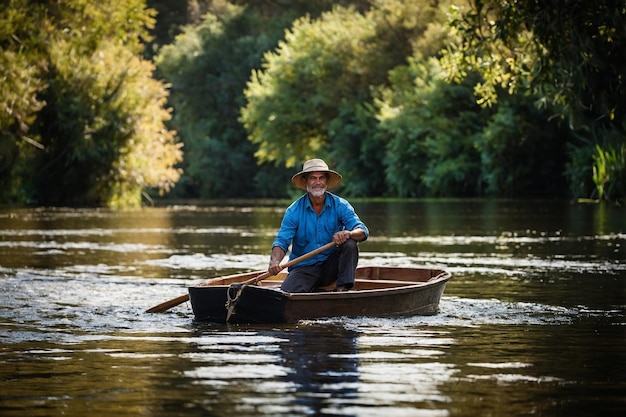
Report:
243,241,336,286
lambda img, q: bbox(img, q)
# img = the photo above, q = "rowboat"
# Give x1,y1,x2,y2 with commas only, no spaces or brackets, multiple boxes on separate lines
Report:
188,266,451,324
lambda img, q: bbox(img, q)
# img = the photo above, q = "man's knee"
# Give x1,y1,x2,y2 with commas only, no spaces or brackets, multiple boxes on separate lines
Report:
340,238,358,256
280,267,318,293
280,278,308,293
344,238,358,250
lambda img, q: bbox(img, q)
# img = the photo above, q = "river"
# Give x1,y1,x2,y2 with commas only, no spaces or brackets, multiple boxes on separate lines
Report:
0,199,624,416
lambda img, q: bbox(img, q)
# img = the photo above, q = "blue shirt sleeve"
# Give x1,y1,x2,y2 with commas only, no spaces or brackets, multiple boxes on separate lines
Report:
272,198,300,253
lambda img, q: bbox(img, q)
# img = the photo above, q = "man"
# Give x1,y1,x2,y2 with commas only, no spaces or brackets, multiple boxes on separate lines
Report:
268,158,369,292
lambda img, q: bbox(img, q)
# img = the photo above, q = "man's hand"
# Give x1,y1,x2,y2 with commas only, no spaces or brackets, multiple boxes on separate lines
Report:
268,246,286,276
333,230,352,246
268,259,283,276
333,228,365,246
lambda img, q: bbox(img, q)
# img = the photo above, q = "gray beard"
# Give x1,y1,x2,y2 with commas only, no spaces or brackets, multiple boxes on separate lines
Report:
307,185,326,197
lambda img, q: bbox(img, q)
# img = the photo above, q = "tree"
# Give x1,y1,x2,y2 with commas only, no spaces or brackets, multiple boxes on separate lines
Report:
241,0,451,196
442,0,626,202
377,53,571,197
242,6,381,167
0,0,181,207
0,2,47,200
376,58,484,197
35,40,181,207
156,3,272,198
155,0,364,198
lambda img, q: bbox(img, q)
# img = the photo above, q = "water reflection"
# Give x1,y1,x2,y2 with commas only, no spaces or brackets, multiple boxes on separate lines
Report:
179,322,464,416
182,324,360,415
278,325,359,415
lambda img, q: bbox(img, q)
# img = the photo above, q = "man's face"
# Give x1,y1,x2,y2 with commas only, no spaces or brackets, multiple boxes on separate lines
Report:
306,172,328,197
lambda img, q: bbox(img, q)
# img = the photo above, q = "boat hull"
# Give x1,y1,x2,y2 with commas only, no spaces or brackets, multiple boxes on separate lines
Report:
188,266,450,324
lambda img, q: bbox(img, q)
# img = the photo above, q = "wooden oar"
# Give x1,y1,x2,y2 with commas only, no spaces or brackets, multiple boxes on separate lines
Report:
145,275,233,313
145,241,336,313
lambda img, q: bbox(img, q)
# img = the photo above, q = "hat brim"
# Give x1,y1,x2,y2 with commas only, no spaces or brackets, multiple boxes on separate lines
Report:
291,170,342,191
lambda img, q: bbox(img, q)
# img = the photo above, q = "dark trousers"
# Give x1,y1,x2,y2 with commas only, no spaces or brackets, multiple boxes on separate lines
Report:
280,239,359,293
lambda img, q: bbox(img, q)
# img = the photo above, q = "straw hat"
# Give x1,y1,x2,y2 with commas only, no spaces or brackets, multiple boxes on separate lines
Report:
291,159,343,191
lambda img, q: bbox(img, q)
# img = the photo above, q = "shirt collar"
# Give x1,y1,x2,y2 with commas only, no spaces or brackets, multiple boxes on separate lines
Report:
305,192,330,209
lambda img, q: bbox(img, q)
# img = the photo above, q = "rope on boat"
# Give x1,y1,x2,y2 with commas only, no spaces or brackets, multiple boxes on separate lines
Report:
222,242,335,322
225,283,244,322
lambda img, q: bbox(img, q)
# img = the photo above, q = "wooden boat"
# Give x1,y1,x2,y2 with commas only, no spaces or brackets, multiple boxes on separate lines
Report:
188,266,451,324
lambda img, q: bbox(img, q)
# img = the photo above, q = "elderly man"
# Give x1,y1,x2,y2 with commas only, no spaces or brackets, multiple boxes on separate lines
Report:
268,158,369,292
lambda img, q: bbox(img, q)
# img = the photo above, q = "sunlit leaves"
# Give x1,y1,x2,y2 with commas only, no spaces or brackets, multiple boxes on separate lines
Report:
0,51,45,135
441,4,538,109
33,38,181,207
242,6,379,168
0,1,47,136
443,0,626,129
241,0,451,187
440,0,626,201
0,0,179,207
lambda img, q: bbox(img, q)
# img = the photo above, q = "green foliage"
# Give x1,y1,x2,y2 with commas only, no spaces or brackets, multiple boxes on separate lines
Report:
443,0,626,127
593,146,610,201
568,133,626,204
242,6,379,168
5,0,617,204
442,0,626,202
0,0,180,207
377,56,570,197
592,140,626,204
477,97,569,197
155,1,355,198
376,58,483,197
35,40,181,207
241,0,451,196
156,3,267,198
0,1,47,202
328,103,387,196
564,134,595,200
161,0,621,201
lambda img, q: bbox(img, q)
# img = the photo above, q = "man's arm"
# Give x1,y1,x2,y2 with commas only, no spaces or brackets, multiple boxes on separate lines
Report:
349,228,366,242
268,246,286,276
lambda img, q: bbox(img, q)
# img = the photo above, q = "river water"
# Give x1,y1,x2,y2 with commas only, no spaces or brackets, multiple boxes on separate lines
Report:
0,199,624,417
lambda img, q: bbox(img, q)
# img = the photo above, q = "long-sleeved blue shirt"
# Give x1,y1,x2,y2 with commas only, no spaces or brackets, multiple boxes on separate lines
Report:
272,192,369,268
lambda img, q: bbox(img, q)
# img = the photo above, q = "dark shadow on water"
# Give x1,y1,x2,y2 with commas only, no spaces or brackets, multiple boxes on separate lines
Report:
278,323,360,416
188,321,360,416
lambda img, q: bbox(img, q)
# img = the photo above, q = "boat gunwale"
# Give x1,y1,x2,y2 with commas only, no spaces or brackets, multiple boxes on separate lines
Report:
191,266,450,288
189,270,450,301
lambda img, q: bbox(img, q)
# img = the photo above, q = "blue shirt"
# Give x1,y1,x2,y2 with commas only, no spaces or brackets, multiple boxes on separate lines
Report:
272,192,369,268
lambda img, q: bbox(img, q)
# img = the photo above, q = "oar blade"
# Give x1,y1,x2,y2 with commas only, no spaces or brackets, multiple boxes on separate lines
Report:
145,294,189,313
